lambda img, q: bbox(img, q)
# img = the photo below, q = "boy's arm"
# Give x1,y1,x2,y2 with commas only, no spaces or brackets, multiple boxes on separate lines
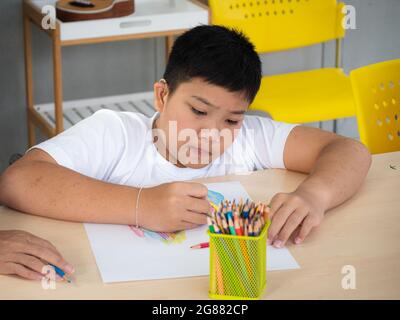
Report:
0,149,140,225
0,149,209,231
267,126,372,247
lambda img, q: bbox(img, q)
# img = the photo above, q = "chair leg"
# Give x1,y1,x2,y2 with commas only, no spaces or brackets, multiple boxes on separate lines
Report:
333,119,338,133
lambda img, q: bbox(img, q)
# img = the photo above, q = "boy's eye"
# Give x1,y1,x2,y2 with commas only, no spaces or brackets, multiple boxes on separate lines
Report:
226,119,239,125
191,107,207,116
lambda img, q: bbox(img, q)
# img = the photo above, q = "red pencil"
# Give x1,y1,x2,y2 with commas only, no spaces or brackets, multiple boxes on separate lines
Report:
190,242,210,249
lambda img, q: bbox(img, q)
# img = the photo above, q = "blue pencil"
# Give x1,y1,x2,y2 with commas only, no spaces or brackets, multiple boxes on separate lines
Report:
50,264,72,283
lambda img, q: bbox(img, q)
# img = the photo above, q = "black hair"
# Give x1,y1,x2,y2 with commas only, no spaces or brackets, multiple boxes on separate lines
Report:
163,25,262,103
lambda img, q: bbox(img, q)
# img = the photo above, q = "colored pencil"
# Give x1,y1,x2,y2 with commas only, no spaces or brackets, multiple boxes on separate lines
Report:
190,242,210,249
50,264,72,283
207,198,269,237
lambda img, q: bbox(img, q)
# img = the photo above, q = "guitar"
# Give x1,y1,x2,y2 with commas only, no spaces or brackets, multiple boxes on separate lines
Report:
56,0,135,22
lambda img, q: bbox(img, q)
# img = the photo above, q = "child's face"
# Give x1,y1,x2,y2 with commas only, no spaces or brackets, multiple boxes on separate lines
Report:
153,77,249,169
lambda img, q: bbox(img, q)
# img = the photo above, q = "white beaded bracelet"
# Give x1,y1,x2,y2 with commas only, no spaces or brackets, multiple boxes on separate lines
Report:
135,187,144,228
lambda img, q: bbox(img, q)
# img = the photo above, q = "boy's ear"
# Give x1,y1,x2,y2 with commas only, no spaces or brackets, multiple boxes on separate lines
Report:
153,80,169,112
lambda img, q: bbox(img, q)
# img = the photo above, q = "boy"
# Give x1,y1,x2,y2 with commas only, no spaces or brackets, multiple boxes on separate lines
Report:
0,26,371,279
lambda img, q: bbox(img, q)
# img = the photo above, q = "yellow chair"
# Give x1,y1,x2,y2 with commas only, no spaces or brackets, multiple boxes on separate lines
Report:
209,0,355,126
350,59,400,154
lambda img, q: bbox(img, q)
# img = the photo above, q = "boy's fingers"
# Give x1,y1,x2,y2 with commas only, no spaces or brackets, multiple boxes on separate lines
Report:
27,236,59,252
267,202,297,242
295,216,315,244
184,210,208,225
8,263,43,281
185,182,208,199
263,205,271,220
9,253,47,275
268,193,286,220
186,197,211,215
181,221,201,230
275,209,308,247
16,244,74,274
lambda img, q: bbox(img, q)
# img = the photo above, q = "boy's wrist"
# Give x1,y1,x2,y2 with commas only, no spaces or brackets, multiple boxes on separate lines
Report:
295,179,332,211
132,186,155,229
135,187,144,227
134,186,146,228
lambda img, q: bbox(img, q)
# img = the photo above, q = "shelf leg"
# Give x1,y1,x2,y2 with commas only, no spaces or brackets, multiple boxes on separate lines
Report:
23,9,35,147
52,22,64,135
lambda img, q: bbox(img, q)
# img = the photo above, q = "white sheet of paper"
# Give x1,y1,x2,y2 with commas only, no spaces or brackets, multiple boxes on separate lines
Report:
85,181,300,283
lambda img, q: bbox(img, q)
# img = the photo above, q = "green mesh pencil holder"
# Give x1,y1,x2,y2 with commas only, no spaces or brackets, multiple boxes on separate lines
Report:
208,223,269,300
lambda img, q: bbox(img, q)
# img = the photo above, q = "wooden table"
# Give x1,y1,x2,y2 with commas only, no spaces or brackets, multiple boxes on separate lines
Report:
1,152,399,299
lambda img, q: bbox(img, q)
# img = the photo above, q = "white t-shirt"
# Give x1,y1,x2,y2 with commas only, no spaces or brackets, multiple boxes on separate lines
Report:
30,110,298,187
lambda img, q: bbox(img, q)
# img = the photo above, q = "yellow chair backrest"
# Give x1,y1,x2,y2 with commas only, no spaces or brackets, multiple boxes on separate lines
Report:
350,59,400,154
209,0,346,53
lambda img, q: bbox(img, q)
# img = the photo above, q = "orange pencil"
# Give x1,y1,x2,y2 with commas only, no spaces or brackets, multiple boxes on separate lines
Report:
264,205,271,221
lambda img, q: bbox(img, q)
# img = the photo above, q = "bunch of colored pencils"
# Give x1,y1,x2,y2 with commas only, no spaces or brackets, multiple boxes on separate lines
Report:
207,199,270,237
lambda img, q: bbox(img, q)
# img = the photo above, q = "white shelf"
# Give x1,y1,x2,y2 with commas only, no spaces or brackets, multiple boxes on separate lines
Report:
35,91,156,130
30,0,209,42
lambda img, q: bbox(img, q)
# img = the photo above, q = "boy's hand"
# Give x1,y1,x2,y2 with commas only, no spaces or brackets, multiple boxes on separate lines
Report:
0,230,74,281
140,182,211,232
267,188,327,248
